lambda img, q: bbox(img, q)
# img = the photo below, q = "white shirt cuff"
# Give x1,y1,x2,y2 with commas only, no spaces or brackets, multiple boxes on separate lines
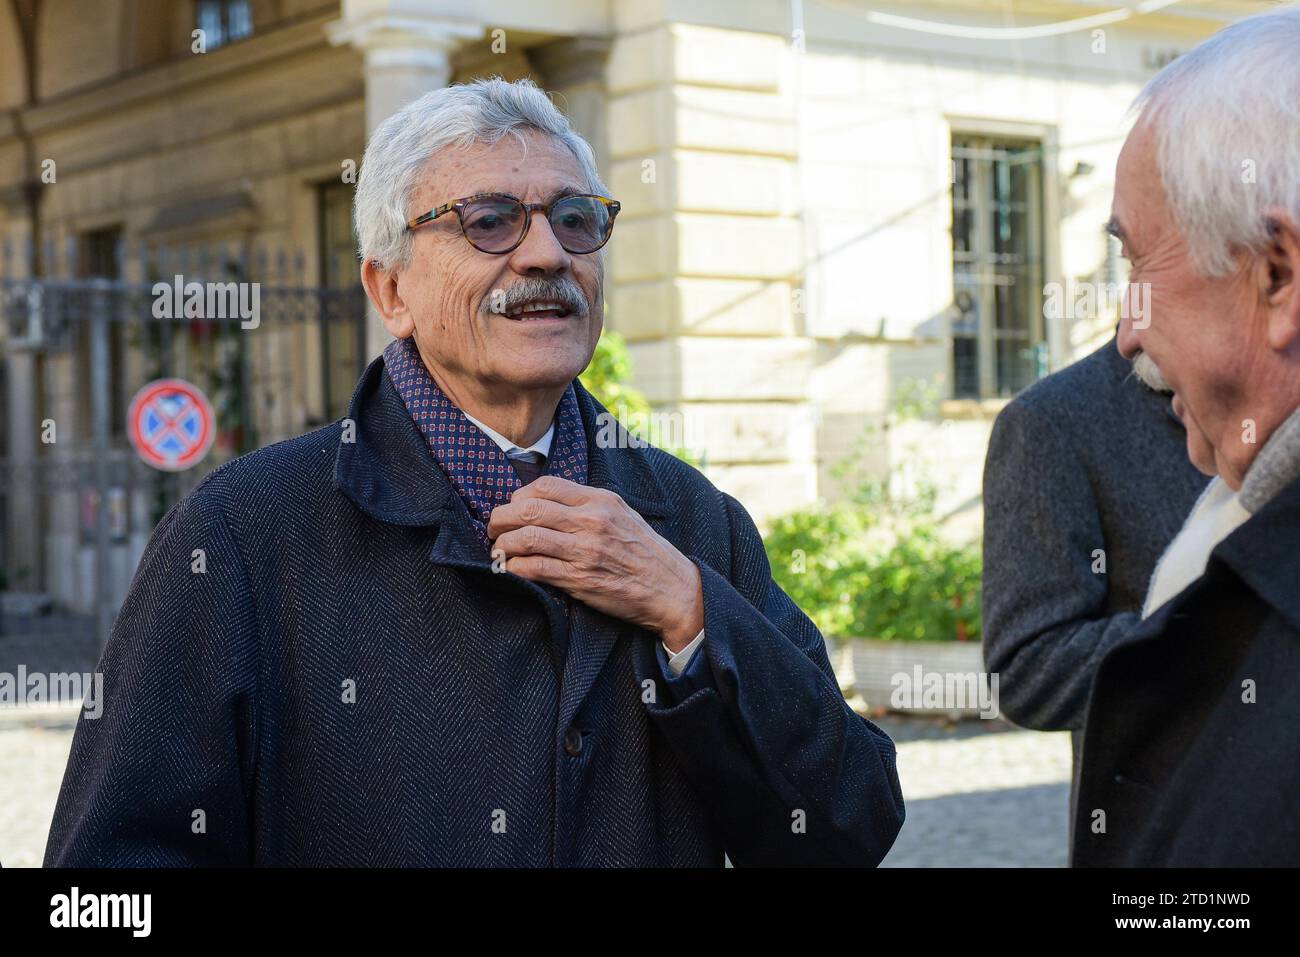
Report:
662,628,705,677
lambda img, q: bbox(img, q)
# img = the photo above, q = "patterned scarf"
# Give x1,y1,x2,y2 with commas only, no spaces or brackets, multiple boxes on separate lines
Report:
383,335,589,553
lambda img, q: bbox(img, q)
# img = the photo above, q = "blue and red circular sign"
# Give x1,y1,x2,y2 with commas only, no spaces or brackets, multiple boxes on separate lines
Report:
127,378,216,472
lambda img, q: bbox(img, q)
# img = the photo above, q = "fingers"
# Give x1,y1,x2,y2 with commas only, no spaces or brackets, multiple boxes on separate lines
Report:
509,475,595,508
499,553,577,589
487,479,640,597
487,495,586,537
492,523,582,564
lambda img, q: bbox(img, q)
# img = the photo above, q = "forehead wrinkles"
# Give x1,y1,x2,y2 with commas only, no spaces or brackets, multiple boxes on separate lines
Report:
424,135,585,198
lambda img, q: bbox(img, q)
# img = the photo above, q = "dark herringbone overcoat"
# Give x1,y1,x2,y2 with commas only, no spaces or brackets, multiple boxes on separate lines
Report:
45,354,904,867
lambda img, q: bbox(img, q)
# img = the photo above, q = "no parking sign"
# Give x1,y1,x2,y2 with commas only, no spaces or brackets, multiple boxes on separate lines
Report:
127,378,216,472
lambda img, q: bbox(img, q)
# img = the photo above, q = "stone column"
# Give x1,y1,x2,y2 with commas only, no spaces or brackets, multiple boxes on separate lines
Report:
327,7,483,359
3,349,41,595
531,37,613,176
605,21,816,524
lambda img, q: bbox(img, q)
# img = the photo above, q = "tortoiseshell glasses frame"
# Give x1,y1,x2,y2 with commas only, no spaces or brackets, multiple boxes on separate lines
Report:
405,192,621,255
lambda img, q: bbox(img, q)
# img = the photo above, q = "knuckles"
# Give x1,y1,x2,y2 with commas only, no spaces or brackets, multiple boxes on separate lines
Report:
521,525,543,552
575,538,606,568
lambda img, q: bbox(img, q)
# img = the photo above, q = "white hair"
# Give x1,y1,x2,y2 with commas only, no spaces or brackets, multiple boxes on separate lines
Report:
1132,7,1300,277
354,76,609,270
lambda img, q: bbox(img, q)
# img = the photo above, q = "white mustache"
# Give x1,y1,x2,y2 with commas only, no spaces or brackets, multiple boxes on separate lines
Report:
1132,351,1172,393
484,280,587,317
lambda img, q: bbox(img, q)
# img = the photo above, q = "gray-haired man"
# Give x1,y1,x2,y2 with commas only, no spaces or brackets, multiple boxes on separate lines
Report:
1082,8,1300,865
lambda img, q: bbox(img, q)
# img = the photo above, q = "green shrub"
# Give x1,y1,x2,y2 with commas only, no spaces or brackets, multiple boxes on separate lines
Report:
763,379,982,641
580,328,649,418
842,527,981,642
580,328,697,464
766,510,981,642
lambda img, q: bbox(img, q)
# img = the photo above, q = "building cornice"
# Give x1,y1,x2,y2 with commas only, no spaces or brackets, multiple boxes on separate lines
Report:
4,11,341,142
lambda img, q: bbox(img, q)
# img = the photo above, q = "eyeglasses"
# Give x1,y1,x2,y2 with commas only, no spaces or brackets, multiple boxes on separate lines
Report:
406,192,621,255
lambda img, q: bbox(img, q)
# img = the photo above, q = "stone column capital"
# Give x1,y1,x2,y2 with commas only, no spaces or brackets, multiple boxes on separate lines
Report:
327,7,486,362
326,13,483,65
531,36,613,89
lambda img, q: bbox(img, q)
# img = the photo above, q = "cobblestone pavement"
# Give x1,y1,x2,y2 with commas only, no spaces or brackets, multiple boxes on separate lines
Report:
0,704,79,867
876,715,1073,867
1,615,99,868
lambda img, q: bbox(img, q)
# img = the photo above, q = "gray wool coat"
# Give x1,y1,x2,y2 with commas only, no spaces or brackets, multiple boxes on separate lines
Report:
980,339,1208,799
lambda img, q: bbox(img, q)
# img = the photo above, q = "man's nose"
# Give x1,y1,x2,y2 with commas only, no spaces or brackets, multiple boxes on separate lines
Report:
509,210,572,275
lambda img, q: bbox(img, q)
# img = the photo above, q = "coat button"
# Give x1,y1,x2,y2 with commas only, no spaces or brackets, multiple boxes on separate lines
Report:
563,726,583,756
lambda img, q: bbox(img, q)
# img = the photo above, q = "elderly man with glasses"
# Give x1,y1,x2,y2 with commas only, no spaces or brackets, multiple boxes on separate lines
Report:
45,78,904,868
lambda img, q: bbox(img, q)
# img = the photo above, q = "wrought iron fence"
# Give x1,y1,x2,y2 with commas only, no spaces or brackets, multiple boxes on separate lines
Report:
0,238,369,645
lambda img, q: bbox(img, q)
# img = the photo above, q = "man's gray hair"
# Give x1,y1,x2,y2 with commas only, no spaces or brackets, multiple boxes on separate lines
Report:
1133,7,1300,277
354,76,609,270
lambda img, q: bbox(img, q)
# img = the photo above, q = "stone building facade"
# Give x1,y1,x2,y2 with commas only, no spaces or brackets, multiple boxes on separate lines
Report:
0,0,1262,613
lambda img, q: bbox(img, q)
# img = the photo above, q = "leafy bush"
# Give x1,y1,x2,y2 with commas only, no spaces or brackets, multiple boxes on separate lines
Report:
766,510,981,642
840,527,980,641
580,328,697,464
763,381,982,641
580,328,653,423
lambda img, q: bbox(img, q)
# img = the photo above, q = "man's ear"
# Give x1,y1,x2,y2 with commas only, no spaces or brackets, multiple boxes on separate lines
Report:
1260,209,1300,352
361,258,415,339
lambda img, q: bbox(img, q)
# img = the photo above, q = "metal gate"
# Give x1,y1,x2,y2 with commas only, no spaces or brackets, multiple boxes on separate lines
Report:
0,239,368,648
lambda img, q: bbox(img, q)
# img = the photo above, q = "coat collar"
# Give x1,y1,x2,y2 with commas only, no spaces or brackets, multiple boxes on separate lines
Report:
381,335,590,553
334,352,674,535
334,352,675,727
1210,470,1300,632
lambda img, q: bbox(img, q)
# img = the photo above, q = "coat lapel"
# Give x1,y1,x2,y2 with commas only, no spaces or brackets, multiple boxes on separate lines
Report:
556,380,677,727
334,355,680,719
334,354,450,527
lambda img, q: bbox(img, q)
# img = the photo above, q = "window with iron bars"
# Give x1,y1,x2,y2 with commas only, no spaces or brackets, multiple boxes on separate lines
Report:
950,134,1046,399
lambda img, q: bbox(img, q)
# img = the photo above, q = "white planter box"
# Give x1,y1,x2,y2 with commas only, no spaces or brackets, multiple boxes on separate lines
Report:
830,637,989,718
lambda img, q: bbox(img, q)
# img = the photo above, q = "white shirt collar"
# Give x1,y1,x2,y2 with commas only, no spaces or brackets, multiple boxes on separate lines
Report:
461,409,554,459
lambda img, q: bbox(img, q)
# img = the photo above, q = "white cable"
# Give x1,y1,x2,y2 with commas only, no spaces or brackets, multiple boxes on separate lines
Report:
860,0,1185,41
